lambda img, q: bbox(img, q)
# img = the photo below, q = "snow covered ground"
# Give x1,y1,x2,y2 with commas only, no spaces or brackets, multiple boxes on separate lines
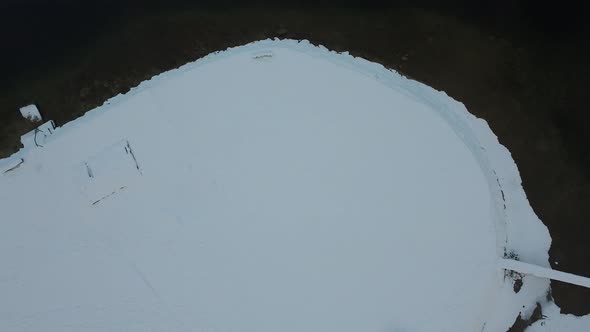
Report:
0,39,587,331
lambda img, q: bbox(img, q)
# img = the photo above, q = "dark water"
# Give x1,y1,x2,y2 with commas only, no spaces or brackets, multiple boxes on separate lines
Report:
2,0,588,87
1,0,589,326
1,0,587,79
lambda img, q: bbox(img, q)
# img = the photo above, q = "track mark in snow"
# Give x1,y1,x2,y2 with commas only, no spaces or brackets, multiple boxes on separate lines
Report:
85,162,94,178
91,186,127,206
129,262,164,304
125,141,142,174
2,158,24,174
252,51,273,60
492,170,507,210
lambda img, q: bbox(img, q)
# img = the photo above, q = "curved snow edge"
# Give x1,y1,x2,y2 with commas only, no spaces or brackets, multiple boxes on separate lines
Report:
35,38,550,262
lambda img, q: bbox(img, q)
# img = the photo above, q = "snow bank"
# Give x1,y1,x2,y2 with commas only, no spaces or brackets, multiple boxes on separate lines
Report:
0,39,580,332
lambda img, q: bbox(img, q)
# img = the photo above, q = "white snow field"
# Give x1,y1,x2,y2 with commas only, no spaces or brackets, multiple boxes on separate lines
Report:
0,39,587,332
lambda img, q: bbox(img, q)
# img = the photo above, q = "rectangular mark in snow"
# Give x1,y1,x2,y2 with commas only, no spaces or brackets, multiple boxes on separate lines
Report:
76,139,142,205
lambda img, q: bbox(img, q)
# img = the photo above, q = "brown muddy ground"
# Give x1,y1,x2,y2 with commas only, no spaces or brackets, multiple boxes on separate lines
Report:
1,3,589,323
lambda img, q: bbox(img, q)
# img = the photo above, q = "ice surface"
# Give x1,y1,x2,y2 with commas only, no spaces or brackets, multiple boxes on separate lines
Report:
19,104,42,122
0,39,582,332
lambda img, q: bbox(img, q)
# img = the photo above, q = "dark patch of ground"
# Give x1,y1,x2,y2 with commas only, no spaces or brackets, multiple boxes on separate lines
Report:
1,0,589,320
507,303,545,332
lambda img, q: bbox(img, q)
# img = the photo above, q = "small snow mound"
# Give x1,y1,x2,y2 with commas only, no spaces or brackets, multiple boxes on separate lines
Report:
19,104,42,122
